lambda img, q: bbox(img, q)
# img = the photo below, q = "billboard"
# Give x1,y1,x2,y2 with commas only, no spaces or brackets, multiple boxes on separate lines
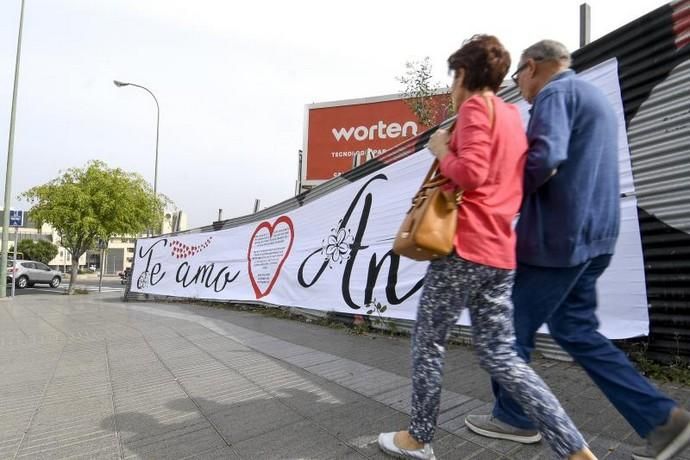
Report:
302,93,449,186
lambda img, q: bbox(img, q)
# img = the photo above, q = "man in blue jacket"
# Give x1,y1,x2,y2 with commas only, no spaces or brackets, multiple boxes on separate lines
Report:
464,39,690,460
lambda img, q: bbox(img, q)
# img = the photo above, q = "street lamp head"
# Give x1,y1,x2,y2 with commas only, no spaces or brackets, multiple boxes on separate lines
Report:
111,78,160,231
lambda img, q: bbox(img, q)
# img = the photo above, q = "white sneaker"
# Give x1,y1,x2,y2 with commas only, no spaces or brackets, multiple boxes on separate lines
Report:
377,432,436,460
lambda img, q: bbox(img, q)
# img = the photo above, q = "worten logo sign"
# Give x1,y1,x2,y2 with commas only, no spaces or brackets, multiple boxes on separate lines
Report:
304,94,449,183
331,121,418,142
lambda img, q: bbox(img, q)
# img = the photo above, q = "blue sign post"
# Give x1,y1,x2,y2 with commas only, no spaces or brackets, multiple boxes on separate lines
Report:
9,209,23,227
8,210,23,298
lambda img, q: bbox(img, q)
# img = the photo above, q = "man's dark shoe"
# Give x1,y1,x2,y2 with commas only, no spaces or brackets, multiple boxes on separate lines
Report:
465,414,542,444
632,408,690,460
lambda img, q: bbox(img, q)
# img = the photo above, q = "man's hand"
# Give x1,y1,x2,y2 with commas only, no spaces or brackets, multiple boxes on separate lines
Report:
427,128,451,161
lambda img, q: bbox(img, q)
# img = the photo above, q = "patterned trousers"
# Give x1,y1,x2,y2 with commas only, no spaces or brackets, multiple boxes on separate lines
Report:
408,254,586,458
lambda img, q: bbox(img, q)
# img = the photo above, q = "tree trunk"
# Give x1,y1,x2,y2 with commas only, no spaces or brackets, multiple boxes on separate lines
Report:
68,259,79,295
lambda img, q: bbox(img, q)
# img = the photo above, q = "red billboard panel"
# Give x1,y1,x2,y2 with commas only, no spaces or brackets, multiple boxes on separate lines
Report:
304,94,449,182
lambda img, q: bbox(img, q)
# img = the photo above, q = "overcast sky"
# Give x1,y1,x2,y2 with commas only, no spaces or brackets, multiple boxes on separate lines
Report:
0,0,667,228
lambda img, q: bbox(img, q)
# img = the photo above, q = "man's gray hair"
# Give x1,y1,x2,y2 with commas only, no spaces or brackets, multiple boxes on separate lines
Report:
522,40,572,67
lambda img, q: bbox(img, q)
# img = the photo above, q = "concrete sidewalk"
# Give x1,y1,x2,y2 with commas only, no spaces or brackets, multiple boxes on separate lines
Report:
0,294,688,459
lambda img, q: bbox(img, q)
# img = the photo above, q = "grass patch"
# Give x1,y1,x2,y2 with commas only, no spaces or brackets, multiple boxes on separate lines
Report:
170,298,406,339
628,342,690,385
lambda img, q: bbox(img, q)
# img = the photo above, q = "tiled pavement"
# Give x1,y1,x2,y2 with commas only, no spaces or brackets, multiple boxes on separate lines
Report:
1,293,688,459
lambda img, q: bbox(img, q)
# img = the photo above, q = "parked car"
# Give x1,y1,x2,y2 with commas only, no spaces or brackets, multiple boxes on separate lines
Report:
6,260,62,289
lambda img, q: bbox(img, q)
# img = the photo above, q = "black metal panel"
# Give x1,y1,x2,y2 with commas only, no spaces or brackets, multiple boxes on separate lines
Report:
569,0,690,359
639,208,690,358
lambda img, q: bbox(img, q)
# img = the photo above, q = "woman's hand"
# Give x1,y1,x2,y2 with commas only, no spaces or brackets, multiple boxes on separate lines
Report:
427,128,451,161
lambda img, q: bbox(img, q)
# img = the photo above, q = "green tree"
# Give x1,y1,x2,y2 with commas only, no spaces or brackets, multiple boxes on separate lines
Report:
21,160,164,294
17,239,58,265
397,57,453,128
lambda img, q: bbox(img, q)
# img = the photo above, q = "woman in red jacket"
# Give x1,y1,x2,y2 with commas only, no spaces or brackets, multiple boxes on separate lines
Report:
377,35,595,460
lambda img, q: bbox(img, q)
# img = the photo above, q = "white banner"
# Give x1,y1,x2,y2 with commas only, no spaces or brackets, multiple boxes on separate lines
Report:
132,59,648,339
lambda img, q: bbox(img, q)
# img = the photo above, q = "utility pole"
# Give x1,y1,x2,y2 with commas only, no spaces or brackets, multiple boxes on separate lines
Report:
1,0,27,298
580,3,591,47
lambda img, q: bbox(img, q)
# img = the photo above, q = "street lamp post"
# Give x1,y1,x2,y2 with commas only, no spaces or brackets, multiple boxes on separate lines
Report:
1,0,27,298
113,80,160,203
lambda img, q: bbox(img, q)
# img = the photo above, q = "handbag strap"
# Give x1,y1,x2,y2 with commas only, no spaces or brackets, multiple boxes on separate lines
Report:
424,118,457,184
415,95,494,207
424,159,441,183
429,95,492,178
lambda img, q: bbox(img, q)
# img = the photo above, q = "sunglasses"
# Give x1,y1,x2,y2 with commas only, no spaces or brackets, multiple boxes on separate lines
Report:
511,58,543,86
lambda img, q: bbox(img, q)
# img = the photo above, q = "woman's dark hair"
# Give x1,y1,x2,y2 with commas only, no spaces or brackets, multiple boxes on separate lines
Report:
447,35,511,92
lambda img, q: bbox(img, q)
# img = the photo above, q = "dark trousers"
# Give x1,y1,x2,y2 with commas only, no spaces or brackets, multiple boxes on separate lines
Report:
491,254,676,437
410,255,584,457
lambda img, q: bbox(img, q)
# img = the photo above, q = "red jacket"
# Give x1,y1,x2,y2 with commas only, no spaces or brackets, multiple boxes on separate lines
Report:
439,94,527,270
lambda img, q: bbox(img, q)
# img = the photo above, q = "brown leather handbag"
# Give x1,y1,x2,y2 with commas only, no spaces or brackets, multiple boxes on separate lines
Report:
393,94,494,262
392,160,460,261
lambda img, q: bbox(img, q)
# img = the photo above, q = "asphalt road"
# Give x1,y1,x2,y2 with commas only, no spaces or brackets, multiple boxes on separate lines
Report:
5,276,124,296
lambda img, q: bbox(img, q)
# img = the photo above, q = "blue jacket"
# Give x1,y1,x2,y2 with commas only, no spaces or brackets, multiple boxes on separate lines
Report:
516,70,620,267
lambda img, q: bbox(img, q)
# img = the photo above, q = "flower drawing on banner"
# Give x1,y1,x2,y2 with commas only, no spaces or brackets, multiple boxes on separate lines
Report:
137,271,149,290
321,222,354,266
170,236,213,259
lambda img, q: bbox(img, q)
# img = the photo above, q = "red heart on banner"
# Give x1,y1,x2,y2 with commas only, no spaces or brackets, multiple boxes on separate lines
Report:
247,216,295,299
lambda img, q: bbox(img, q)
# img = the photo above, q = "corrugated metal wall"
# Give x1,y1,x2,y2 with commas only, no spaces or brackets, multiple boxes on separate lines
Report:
568,0,690,360
130,0,690,360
